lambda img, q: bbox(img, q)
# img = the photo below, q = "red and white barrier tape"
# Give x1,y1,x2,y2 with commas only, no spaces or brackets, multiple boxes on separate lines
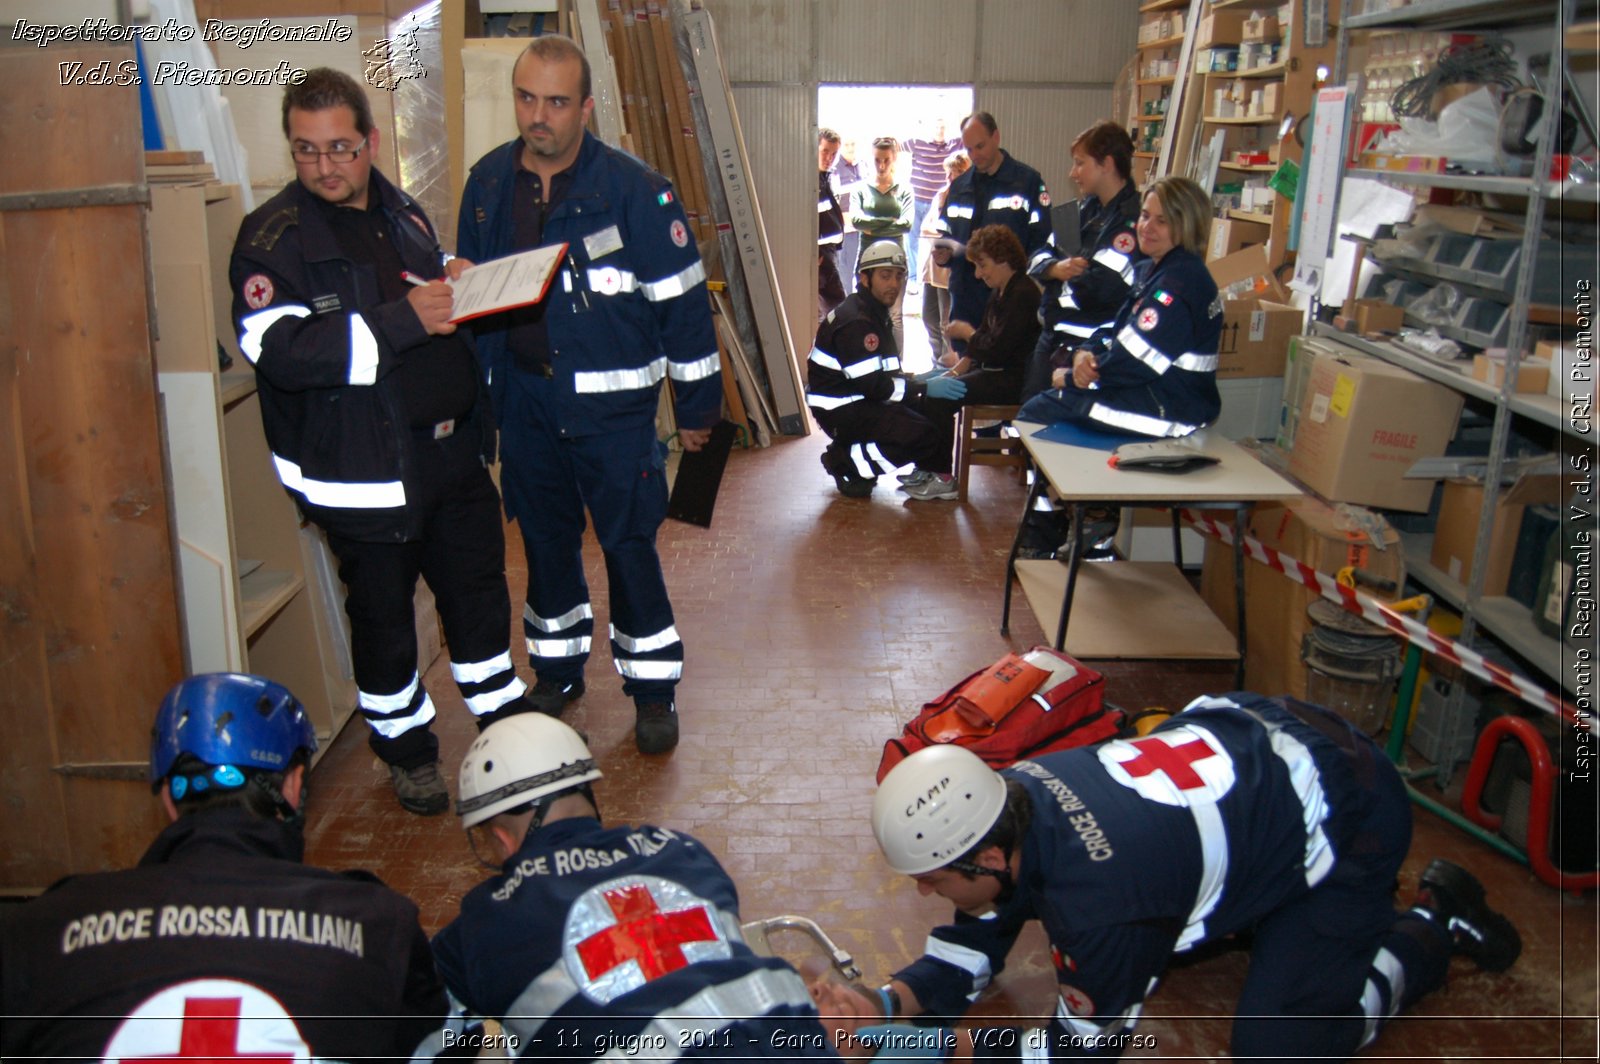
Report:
1179,508,1582,726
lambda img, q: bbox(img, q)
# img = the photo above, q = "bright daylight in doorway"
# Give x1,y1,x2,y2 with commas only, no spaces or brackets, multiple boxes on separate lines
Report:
819,84,974,375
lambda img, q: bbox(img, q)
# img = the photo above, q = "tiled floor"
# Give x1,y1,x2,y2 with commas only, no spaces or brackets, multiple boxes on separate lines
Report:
304,429,1596,1060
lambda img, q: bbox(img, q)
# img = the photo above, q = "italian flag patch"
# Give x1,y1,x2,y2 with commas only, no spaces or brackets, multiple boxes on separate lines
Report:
1153,289,1174,306
657,189,675,207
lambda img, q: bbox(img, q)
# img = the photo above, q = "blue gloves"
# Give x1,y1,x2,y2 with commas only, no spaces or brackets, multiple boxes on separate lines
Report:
925,376,967,401
856,1024,954,1062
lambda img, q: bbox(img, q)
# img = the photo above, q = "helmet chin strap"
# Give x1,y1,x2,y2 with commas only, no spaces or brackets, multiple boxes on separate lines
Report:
249,774,305,831
949,851,1017,905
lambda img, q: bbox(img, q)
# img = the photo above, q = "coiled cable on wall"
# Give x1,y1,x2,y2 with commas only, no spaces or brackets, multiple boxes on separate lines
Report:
1390,37,1521,120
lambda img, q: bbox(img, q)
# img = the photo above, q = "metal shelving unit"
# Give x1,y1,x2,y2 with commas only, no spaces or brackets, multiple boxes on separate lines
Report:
1324,1,1591,789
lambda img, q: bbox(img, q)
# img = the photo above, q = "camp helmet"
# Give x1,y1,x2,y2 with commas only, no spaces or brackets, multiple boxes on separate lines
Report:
872,745,1008,875
456,714,602,829
149,673,317,789
858,239,908,275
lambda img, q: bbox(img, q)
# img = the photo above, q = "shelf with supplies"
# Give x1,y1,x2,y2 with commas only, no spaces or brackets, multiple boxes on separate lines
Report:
1308,323,1593,446
148,179,357,755
1321,0,1588,818
1397,532,1579,696
1188,0,1338,271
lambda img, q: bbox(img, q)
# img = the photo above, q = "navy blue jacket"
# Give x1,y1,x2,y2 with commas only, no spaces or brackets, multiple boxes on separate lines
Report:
457,132,721,438
430,817,834,1058
893,694,1387,1058
935,151,1052,339
230,172,494,541
1,810,444,1062
1029,183,1146,345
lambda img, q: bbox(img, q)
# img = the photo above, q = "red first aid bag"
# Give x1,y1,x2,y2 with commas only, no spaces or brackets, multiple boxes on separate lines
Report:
876,646,1123,782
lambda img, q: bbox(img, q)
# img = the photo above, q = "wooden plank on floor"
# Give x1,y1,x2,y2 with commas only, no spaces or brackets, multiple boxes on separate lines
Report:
1013,560,1239,659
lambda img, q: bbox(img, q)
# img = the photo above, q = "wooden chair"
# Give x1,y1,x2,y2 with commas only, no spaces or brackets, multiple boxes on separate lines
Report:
954,404,1027,501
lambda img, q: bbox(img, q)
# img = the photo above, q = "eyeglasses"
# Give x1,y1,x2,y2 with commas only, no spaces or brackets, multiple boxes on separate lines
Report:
291,137,369,165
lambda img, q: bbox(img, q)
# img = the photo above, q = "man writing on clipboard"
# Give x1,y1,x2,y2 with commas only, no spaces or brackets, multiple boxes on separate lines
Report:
453,34,721,756
230,68,531,816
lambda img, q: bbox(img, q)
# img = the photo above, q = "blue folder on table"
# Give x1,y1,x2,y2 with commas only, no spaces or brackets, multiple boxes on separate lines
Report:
1028,420,1130,452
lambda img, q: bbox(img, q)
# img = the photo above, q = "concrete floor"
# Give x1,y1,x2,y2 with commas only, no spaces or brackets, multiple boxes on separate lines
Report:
303,428,1597,1061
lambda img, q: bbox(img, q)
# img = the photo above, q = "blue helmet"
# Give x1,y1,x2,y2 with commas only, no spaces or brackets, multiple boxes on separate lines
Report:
149,674,317,793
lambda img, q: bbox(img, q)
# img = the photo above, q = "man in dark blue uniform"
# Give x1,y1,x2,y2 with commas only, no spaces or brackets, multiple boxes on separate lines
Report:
230,68,529,815
0,674,446,1062
819,128,848,320
821,693,1521,1062
457,35,721,755
930,113,1051,354
806,240,944,497
425,715,836,1059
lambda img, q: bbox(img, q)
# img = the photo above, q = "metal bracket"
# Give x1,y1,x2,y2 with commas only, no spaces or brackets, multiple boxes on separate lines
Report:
0,184,149,213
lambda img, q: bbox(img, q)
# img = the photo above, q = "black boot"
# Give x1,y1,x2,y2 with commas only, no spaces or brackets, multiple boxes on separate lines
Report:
1412,858,1522,972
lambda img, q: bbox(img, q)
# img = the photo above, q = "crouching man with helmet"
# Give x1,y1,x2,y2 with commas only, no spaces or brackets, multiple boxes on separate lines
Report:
818,692,1521,1062
806,239,945,498
0,674,447,1062
424,715,836,1058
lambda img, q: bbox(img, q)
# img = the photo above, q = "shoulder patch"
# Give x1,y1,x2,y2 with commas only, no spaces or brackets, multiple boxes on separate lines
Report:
863,331,880,353
1039,189,1051,207
1113,231,1137,254
242,274,275,309
670,219,688,247
1153,289,1174,306
1136,306,1160,332
657,189,676,207
249,206,298,252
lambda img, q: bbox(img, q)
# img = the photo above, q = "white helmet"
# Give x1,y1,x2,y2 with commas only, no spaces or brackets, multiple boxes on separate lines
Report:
456,714,602,829
872,745,1007,875
858,239,908,274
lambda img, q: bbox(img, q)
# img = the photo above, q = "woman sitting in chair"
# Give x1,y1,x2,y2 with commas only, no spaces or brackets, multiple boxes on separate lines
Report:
901,224,1041,501
1016,175,1221,438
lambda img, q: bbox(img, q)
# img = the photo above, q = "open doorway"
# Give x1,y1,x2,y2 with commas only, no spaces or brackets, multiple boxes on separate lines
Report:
819,84,973,375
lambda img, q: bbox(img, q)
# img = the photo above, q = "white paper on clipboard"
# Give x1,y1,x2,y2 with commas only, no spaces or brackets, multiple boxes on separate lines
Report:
447,243,568,324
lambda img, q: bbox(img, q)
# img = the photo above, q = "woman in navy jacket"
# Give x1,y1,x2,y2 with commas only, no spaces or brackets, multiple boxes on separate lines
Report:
1017,176,1221,438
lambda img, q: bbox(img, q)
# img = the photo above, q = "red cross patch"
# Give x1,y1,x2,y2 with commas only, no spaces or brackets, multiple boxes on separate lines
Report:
863,331,880,353
1113,231,1136,254
242,274,275,310
105,979,309,1062
563,875,730,1003
670,219,688,247
1137,306,1160,332
1060,984,1095,1017
1040,190,1051,207
1098,725,1236,806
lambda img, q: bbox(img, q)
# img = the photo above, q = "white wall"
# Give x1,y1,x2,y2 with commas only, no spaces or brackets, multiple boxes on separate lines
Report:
697,0,1138,367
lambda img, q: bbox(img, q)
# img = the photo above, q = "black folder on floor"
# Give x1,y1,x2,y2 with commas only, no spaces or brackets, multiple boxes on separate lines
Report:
666,419,739,528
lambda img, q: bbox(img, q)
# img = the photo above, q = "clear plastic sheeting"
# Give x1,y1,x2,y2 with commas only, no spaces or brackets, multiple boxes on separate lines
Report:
141,0,254,210
388,2,454,251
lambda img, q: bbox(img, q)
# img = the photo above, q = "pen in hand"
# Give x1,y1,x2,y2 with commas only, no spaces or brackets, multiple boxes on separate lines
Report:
402,271,438,287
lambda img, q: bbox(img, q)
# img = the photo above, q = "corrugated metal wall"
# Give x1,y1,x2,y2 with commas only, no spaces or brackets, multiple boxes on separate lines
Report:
698,0,1138,378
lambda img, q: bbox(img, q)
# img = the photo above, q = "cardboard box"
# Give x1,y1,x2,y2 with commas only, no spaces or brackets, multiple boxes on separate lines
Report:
1276,334,1343,451
1201,495,1404,700
1196,9,1250,47
1287,347,1465,511
1430,474,1564,596
1471,353,1552,393
1263,81,1283,116
1241,14,1280,41
1538,339,1596,407
1208,216,1271,261
1209,246,1303,379
1358,152,1448,174
1346,299,1404,337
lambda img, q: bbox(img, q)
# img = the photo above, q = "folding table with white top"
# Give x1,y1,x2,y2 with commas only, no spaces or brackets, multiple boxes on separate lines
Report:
1001,423,1302,687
